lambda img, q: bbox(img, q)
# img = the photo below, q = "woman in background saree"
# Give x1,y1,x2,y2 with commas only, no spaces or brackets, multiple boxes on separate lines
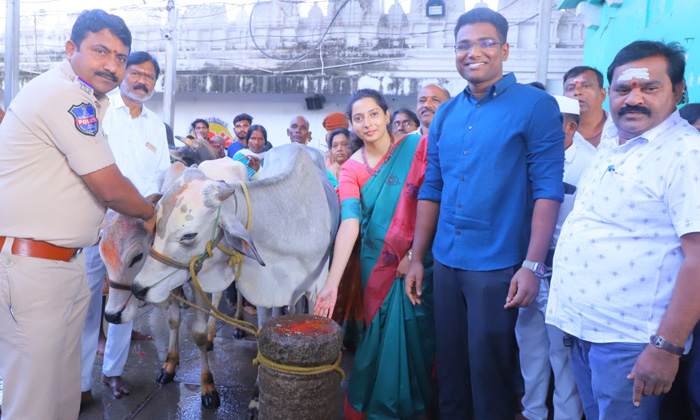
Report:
315,89,435,420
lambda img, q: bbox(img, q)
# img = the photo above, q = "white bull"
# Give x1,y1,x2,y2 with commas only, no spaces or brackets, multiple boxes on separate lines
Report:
132,143,339,319
101,159,249,408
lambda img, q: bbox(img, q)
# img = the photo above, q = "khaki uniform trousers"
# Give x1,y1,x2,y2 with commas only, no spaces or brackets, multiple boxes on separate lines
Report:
0,238,90,420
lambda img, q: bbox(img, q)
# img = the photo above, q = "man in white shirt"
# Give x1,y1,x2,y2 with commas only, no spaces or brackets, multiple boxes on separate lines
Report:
516,95,591,420
546,41,700,420
81,51,170,402
680,104,700,420
563,66,610,150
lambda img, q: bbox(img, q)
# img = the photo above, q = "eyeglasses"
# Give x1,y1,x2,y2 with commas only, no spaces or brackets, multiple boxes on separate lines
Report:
454,40,504,54
393,120,415,129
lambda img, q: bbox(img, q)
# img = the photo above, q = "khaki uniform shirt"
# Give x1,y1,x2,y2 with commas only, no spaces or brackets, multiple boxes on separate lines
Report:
0,60,116,248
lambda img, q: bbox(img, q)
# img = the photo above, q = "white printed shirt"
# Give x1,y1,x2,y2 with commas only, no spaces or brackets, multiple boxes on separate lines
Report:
546,110,700,343
103,93,170,196
552,132,596,246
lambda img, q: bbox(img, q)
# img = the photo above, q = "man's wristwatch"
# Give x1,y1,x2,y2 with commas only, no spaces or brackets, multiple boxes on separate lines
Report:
650,334,685,356
521,260,547,278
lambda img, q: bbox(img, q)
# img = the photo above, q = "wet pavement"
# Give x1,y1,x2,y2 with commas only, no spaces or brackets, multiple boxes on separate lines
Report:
1,285,353,420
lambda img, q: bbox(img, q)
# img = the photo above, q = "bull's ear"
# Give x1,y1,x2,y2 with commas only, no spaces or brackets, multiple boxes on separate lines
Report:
146,193,163,204
220,217,265,267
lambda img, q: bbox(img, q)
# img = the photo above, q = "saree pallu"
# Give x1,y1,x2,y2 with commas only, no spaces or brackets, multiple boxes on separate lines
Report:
339,134,435,420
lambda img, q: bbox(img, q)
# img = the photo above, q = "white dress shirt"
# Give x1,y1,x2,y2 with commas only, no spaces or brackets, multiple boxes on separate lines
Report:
546,110,700,344
103,93,170,196
552,132,596,246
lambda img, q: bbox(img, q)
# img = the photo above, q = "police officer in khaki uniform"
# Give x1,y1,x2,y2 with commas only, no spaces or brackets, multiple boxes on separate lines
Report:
0,10,157,420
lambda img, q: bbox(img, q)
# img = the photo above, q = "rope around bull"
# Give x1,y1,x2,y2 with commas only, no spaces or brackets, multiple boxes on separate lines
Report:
168,180,345,379
169,180,259,337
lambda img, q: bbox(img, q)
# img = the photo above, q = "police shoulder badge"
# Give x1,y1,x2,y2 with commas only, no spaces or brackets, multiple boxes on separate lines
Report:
68,102,99,136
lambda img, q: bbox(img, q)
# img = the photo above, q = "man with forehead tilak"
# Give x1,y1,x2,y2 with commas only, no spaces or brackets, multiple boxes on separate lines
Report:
563,66,610,150
546,41,700,420
0,9,157,420
227,113,253,157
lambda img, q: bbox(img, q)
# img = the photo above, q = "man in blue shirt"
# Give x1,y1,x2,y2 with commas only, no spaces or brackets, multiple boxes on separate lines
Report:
406,8,565,420
227,113,252,157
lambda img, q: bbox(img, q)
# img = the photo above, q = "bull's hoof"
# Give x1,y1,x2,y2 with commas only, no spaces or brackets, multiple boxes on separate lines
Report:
233,327,246,339
156,369,176,384
246,408,258,419
246,407,258,420
201,390,221,409
206,341,214,352
246,398,259,420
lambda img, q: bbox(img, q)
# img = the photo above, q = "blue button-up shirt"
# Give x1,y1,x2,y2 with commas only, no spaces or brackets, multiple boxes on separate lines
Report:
418,73,565,271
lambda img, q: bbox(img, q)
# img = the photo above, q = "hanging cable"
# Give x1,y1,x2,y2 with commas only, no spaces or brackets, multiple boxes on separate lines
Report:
498,0,521,12
248,0,351,61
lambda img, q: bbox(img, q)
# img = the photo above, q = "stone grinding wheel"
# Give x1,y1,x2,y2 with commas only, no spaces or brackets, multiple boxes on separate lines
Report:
257,314,343,420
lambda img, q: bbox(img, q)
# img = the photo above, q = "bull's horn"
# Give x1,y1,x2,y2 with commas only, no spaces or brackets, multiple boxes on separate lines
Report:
216,183,236,202
176,135,195,147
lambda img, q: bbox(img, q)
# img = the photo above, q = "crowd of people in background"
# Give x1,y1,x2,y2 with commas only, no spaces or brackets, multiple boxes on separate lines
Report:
1,6,700,420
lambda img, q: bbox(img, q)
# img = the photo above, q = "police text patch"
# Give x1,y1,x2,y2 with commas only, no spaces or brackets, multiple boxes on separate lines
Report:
68,103,99,136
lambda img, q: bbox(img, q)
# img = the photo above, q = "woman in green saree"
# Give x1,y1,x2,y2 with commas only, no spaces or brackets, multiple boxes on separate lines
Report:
314,89,435,420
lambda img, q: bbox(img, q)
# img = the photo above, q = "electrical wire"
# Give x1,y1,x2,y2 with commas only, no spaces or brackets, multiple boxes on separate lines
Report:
248,0,351,61
509,5,557,28
10,0,557,72
498,0,522,12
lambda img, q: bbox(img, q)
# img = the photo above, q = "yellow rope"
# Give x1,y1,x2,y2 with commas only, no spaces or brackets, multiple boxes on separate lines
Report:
177,180,344,380
185,256,260,337
179,180,259,336
253,350,345,381
169,291,259,337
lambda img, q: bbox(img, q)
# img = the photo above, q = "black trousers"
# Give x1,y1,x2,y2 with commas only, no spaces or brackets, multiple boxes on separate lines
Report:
434,260,519,420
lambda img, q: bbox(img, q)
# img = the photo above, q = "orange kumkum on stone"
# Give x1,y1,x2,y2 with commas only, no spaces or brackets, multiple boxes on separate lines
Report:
275,318,337,336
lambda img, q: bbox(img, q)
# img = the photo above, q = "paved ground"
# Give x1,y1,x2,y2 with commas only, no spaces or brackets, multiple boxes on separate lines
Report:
5,286,693,420
1,286,353,420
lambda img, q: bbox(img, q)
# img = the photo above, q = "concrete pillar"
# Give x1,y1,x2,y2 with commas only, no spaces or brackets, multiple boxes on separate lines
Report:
257,314,343,420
